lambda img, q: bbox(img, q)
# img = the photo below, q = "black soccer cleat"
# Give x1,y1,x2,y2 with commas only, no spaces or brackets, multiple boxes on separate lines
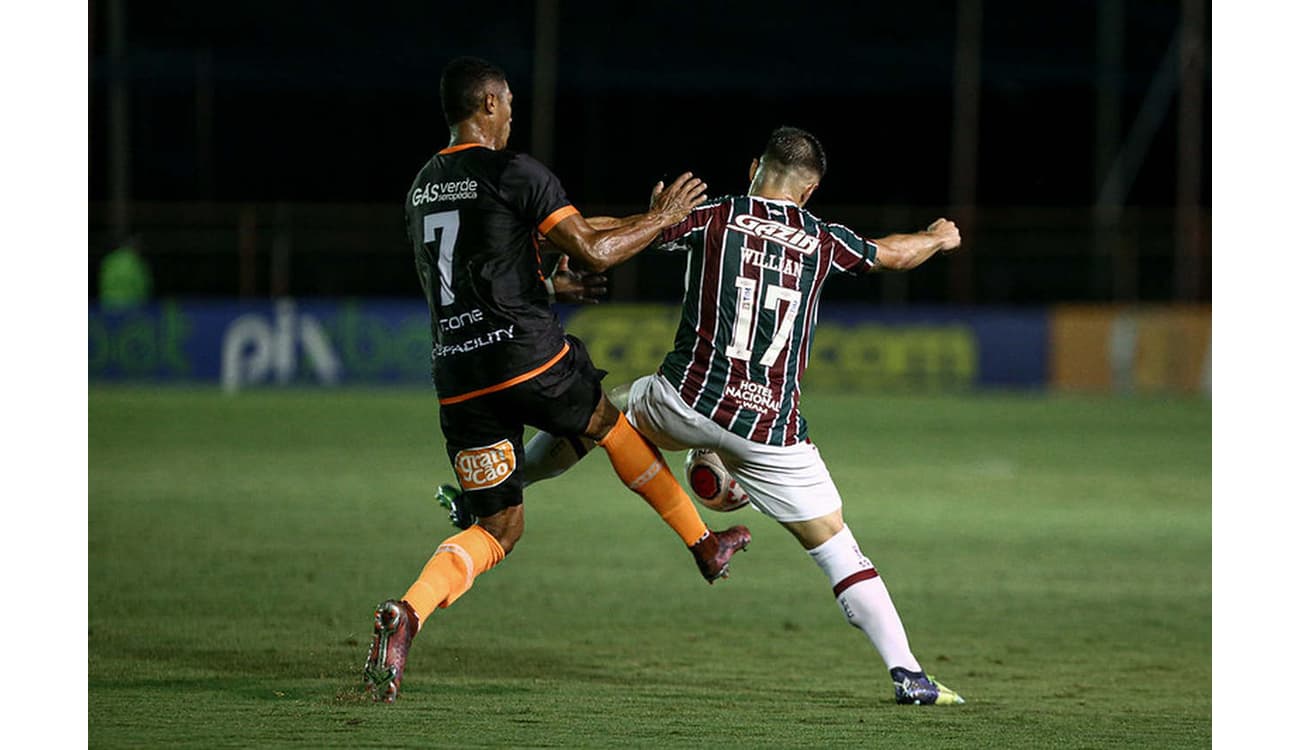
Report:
689,526,751,583
364,599,419,703
890,667,965,705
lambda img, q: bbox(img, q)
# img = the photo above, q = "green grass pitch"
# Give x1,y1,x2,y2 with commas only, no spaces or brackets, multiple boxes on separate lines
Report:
88,388,1210,748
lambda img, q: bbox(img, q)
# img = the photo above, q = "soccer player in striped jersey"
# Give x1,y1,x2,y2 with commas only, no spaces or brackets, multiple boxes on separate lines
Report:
440,126,966,705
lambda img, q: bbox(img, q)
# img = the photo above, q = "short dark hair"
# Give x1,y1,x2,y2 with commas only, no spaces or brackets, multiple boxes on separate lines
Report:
440,56,508,126
762,126,827,179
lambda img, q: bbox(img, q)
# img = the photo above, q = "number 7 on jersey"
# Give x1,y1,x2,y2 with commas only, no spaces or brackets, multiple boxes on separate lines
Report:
424,210,461,305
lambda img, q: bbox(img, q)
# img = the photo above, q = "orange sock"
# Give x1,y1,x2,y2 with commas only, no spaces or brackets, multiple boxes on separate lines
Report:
598,413,708,547
402,525,506,627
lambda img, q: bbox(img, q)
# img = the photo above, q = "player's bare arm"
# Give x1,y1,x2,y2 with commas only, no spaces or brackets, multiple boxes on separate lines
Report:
871,218,962,271
567,176,684,233
583,216,634,230
544,172,708,272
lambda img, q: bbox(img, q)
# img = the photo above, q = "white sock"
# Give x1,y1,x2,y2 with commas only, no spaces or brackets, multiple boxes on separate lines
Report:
521,431,594,486
807,526,922,672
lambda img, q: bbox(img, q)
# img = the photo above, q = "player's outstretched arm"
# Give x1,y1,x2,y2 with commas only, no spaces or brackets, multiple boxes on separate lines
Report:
544,172,708,272
872,218,962,271
583,216,633,230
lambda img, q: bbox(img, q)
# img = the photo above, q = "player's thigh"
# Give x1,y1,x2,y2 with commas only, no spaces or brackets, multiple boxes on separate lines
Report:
716,437,843,523
440,397,525,519
510,335,607,438
625,373,727,452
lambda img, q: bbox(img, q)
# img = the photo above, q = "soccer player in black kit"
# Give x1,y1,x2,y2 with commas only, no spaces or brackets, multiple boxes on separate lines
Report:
362,57,753,703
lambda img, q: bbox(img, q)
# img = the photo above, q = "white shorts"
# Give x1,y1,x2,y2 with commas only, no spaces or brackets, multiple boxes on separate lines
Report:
625,373,843,523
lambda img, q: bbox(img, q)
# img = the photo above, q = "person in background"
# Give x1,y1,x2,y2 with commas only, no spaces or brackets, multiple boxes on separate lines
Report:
98,237,152,310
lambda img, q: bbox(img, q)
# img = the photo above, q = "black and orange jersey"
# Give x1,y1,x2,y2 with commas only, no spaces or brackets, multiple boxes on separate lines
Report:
404,143,577,402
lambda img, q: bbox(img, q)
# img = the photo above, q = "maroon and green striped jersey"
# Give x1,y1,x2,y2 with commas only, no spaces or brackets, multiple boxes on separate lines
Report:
656,195,877,446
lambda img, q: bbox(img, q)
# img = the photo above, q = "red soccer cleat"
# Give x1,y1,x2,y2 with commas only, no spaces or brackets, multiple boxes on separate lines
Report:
363,599,419,703
689,526,751,583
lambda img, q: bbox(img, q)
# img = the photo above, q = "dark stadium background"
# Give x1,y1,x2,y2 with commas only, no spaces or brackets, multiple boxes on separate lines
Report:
87,0,1210,306
83,7,1216,744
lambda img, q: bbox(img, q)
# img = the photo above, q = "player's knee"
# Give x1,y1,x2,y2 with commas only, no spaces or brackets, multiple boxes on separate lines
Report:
582,394,622,442
783,510,846,551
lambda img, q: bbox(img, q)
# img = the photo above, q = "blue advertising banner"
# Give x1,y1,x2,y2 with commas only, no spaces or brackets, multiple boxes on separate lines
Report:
89,300,433,390
89,300,1049,391
810,305,1048,390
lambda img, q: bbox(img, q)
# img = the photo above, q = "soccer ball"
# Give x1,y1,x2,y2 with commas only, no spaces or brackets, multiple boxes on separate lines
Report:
683,448,750,512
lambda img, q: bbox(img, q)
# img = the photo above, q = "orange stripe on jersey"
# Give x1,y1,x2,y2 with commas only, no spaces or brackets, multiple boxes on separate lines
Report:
437,142,486,155
438,343,570,406
538,205,579,235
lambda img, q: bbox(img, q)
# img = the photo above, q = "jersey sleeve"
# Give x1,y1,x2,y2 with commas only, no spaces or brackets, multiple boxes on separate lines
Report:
404,201,419,250
501,153,578,235
655,200,724,253
824,223,878,275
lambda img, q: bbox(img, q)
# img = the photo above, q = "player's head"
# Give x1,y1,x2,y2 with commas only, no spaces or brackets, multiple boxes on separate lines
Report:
440,56,513,147
749,126,826,206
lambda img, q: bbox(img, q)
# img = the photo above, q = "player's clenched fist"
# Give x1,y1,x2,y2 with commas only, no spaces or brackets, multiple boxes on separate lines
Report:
926,218,962,253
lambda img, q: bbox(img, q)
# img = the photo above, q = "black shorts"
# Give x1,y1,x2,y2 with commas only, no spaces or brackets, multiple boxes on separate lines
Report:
439,335,607,518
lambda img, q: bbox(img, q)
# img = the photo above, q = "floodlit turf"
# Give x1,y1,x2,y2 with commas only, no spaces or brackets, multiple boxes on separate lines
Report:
88,387,1210,748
